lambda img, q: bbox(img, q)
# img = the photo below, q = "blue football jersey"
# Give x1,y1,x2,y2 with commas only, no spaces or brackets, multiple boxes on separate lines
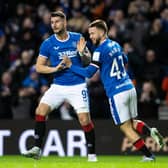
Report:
39,32,85,85
91,38,134,97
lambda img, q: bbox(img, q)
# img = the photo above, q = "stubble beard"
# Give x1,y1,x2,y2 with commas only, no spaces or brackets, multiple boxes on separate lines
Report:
55,27,66,36
94,37,101,46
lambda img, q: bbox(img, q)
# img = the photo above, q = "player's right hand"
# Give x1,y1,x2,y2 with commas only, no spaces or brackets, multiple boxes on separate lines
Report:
77,37,87,55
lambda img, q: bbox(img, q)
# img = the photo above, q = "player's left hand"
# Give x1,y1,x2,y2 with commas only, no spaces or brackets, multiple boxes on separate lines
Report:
56,59,67,71
62,56,72,68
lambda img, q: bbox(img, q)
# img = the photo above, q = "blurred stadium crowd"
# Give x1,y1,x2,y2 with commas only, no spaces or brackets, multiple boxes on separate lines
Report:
0,0,168,120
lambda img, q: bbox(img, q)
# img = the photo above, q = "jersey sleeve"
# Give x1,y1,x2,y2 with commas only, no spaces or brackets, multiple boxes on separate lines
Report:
70,64,98,78
39,40,50,58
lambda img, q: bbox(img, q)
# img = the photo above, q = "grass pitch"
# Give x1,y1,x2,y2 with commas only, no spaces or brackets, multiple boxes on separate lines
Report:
0,155,167,168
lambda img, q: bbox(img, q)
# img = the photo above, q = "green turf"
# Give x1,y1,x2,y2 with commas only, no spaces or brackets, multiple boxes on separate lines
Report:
0,156,167,168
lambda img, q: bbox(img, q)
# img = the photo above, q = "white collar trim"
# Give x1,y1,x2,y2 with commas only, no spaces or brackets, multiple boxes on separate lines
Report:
54,32,70,42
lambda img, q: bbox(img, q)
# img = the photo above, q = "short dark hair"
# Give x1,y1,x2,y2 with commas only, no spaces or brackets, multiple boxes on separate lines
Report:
89,20,108,33
50,11,66,19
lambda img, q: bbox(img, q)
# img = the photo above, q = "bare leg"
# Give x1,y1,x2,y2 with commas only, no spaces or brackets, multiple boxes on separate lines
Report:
120,119,140,143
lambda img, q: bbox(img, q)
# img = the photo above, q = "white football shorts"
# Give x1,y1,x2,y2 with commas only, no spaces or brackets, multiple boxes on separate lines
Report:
109,88,138,125
40,83,89,113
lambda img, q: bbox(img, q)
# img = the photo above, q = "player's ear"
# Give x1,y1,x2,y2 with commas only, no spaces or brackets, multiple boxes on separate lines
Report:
64,20,67,27
99,30,104,38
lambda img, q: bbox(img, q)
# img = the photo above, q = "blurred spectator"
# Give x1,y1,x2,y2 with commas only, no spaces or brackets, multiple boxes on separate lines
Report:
138,81,160,119
68,10,90,34
20,29,35,51
22,65,48,92
11,50,34,89
60,0,70,16
88,0,105,19
0,71,14,119
8,38,20,64
12,65,48,119
123,41,143,82
128,0,150,16
15,3,26,26
127,10,150,56
162,72,168,106
37,4,49,19
160,8,168,33
108,24,119,41
143,18,168,65
0,30,10,76
0,0,8,24
0,30,6,49
141,49,163,98
37,10,52,40
111,10,128,43
148,0,164,20
19,17,37,51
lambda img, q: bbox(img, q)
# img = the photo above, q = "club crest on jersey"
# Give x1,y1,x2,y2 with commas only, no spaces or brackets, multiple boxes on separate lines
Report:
72,41,77,47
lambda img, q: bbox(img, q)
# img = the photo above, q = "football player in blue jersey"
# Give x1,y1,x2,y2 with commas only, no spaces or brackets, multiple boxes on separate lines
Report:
22,11,97,162
63,19,165,162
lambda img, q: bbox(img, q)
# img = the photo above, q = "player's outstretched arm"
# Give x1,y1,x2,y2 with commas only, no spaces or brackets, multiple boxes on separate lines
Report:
36,56,65,74
71,64,98,78
63,56,97,78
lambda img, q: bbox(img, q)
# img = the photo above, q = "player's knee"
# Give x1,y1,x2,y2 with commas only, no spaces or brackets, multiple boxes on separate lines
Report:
80,119,89,126
35,107,44,116
119,120,132,132
78,116,90,126
35,105,50,116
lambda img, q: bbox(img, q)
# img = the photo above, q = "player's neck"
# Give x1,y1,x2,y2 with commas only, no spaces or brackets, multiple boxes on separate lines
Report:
99,36,107,45
56,31,68,41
